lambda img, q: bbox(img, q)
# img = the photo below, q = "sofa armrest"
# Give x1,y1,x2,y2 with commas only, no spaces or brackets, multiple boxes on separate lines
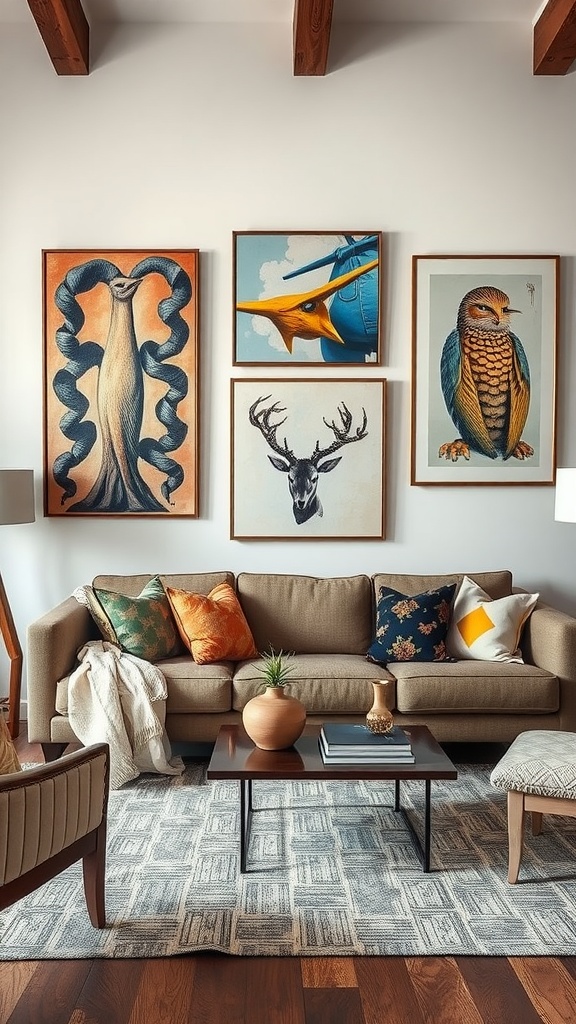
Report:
522,601,576,729
522,602,576,677
26,597,92,742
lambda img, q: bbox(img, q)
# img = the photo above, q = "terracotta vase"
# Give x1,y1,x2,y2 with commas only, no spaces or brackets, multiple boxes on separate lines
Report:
242,686,307,750
365,679,394,735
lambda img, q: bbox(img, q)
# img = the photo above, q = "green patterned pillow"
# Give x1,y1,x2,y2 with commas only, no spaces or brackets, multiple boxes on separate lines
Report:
94,576,182,662
73,584,118,643
367,583,456,664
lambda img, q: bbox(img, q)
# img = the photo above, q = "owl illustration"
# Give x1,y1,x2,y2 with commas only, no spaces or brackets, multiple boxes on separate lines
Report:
439,286,533,462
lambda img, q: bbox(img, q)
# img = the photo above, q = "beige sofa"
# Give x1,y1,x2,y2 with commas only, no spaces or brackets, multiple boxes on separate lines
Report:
26,569,576,760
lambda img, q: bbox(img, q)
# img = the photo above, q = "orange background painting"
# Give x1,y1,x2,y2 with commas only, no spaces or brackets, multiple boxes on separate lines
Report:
43,249,199,516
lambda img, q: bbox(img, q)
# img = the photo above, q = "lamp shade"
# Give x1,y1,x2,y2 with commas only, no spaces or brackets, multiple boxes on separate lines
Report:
554,468,576,524
0,470,35,526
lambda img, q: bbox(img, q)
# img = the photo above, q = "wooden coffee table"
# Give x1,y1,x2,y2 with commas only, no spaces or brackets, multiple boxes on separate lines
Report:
207,723,457,873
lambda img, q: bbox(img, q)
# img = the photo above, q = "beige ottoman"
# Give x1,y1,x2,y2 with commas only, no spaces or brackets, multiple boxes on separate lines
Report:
490,730,576,883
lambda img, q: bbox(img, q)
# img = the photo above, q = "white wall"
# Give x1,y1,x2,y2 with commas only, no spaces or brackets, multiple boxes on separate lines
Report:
1,16,576,701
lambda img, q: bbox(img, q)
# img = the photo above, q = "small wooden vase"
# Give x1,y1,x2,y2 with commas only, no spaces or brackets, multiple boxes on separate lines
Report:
242,686,307,750
366,680,394,735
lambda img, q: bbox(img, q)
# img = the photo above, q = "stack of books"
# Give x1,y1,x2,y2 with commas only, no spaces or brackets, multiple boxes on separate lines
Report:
319,722,415,764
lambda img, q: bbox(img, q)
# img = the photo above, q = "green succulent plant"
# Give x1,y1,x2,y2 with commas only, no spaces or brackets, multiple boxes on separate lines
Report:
257,647,294,688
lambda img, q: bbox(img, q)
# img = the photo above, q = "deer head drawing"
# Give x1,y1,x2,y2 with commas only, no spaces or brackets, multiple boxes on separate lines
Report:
249,395,368,525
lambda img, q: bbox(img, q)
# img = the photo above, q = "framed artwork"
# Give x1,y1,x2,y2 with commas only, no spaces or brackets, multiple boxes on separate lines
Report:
233,231,382,366
231,378,386,540
43,249,199,516
411,254,559,486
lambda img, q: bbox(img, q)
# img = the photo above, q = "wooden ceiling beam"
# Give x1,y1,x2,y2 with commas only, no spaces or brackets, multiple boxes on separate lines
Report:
27,0,89,76
293,0,333,76
534,0,576,75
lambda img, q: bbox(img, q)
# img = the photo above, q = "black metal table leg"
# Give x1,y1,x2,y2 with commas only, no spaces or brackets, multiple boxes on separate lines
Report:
423,779,431,871
394,779,432,872
240,779,253,873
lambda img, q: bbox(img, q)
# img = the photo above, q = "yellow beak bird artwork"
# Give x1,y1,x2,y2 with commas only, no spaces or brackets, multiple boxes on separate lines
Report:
234,232,381,365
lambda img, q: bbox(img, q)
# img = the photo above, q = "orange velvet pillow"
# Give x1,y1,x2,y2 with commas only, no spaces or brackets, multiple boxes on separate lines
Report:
164,582,258,664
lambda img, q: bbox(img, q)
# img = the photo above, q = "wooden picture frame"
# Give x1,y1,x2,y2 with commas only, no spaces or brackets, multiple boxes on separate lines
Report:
411,254,559,486
43,249,199,516
231,378,386,540
233,231,382,366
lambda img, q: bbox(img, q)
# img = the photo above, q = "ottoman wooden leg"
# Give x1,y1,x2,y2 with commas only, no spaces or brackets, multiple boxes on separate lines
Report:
507,790,525,884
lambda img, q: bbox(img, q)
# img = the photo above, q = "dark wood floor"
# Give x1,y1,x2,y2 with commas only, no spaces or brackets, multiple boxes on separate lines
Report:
2,732,576,1024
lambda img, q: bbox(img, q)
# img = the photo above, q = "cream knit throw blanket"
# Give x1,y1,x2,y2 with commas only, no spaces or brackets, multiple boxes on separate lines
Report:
68,640,184,789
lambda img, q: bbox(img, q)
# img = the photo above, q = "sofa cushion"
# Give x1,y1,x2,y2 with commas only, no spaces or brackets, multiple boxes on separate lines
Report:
233,654,394,714
447,576,538,664
56,657,234,716
94,576,183,661
165,583,258,664
236,574,372,655
161,658,234,713
372,570,513,603
92,572,235,599
367,583,456,665
390,661,559,714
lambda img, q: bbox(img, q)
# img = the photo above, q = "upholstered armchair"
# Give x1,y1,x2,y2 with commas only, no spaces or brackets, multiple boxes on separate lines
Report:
0,743,110,926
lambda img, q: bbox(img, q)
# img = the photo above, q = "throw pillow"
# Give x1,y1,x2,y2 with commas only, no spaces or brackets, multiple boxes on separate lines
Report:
446,575,539,664
73,585,118,644
0,715,21,774
94,576,183,662
164,582,258,665
367,583,456,664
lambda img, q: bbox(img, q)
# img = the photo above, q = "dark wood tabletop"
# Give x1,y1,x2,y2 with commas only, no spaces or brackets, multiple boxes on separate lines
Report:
207,723,458,782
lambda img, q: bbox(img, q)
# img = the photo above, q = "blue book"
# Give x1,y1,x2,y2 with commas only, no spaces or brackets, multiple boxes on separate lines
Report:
319,734,415,764
321,723,411,751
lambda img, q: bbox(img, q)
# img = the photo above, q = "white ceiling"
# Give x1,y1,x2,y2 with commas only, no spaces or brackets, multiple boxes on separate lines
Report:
0,0,545,24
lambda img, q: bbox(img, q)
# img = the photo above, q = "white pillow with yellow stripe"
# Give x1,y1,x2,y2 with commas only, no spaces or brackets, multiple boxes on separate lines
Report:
447,575,538,664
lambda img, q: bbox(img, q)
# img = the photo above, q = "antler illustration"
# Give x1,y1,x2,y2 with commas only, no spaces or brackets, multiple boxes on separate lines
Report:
312,402,368,465
248,395,369,526
248,396,296,464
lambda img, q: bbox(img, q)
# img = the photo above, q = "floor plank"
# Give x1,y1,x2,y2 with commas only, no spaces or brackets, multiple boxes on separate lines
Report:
560,957,576,982
2,959,92,1024
72,959,146,1024
243,958,306,1024
187,954,250,1024
303,987,365,1024
301,957,357,988
354,957,426,1024
456,956,544,1024
508,957,576,1024
406,956,484,1024
128,959,197,1024
0,961,38,1022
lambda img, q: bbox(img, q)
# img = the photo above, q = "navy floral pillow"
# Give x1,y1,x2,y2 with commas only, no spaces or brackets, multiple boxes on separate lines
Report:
367,584,456,664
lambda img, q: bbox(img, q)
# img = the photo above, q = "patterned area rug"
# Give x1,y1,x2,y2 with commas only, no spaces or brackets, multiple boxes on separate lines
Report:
2,760,576,958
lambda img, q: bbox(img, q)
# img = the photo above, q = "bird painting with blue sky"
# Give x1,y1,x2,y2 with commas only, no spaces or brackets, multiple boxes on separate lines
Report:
234,231,381,365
